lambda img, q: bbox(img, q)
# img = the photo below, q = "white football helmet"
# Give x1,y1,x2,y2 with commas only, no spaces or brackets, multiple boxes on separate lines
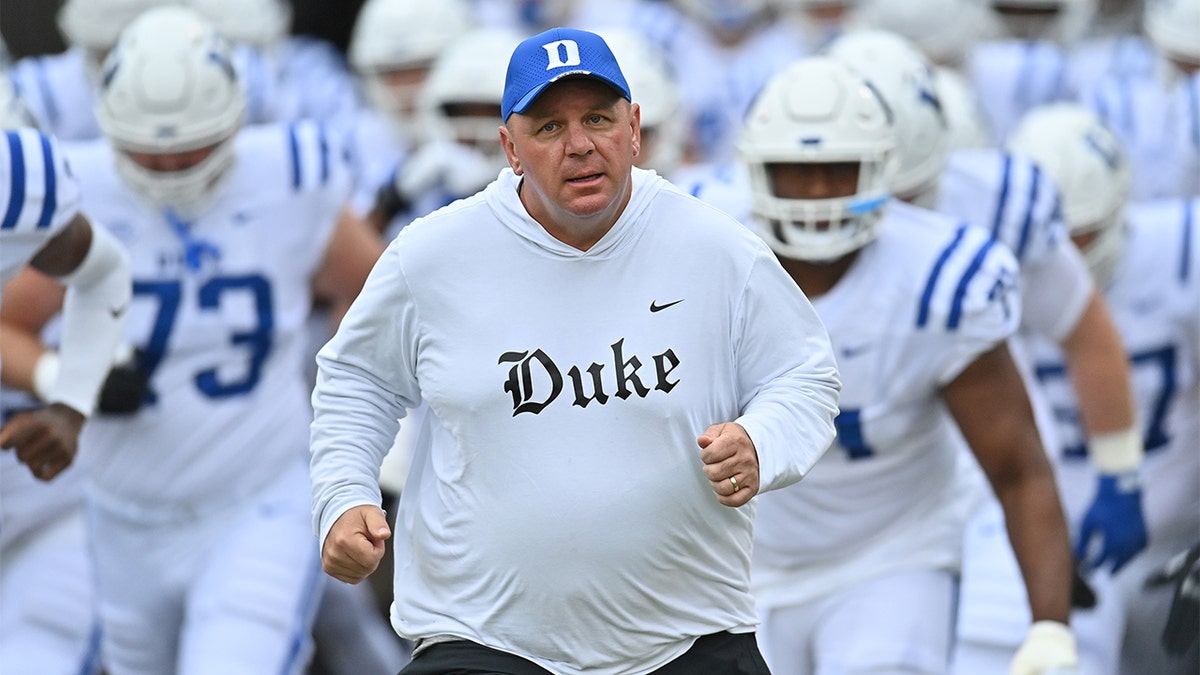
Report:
596,29,686,176
57,0,164,73
1007,103,1130,284
419,27,521,168
1144,0,1200,67
96,6,244,214
978,0,1098,44
826,29,948,204
738,56,897,261
57,0,164,51
855,0,988,66
349,0,474,135
185,0,292,48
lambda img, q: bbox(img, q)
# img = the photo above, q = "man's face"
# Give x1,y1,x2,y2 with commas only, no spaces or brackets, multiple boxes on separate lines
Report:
126,144,218,172
769,162,860,199
500,78,640,239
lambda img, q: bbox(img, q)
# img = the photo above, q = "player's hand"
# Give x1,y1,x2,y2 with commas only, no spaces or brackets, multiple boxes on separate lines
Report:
1075,470,1147,574
97,347,149,414
1144,541,1200,656
321,504,391,585
396,141,497,201
698,422,759,508
1010,620,1079,675
0,402,85,481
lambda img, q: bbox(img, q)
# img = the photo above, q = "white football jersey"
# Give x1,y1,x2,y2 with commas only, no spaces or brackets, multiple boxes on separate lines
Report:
236,37,360,129
1084,70,1200,201
342,107,409,218
672,160,752,223
0,127,82,284
937,148,1094,344
752,200,1021,609
6,50,102,142
1064,34,1157,100
1027,198,1200,539
63,120,347,513
678,21,812,165
311,167,840,675
966,39,1071,145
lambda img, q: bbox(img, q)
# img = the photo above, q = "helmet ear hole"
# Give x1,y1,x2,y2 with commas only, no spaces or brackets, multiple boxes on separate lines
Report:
737,56,898,262
1006,103,1131,284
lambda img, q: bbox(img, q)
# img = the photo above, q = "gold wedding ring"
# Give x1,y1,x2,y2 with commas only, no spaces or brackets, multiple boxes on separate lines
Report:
730,476,740,492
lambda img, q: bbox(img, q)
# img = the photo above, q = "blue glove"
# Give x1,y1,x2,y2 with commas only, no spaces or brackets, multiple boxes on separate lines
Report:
1075,471,1148,574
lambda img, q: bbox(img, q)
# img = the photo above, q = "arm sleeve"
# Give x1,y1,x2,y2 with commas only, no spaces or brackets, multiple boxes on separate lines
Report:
732,248,841,493
48,222,132,416
1019,233,1094,344
309,240,423,548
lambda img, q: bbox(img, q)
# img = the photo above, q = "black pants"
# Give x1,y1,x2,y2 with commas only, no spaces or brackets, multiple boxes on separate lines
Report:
397,631,771,675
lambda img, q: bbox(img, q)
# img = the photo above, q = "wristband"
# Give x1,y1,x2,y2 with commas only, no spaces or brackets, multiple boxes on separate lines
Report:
32,350,61,402
1088,426,1143,475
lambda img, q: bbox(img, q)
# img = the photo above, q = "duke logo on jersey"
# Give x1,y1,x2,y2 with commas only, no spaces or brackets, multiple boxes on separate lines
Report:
499,338,681,415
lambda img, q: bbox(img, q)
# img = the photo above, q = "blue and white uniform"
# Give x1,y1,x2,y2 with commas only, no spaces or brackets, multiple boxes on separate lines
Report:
64,120,346,675
0,127,101,675
1,128,83,280
1029,197,1200,675
752,201,1021,675
1084,69,1200,201
966,40,1071,145
937,148,1094,348
6,50,101,142
1064,34,1158,101
311,167,840,675
236,37,360,130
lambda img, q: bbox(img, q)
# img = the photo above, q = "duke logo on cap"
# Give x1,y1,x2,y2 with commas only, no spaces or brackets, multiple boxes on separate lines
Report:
501,27,632,121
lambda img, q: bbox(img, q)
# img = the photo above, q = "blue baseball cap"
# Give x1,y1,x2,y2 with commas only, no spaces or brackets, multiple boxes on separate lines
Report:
501,27,632,121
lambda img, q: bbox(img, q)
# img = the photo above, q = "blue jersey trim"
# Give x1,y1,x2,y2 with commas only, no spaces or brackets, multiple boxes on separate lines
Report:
949,236,998,330
33,59,61,129
1014,163,1039,260
1118,78,1134,135
317,123,329,185
990,154,1012,240
2,131,26,230
917,223,969,328
1182,200,1194,283
288,126,301,190
35,132,57,229
1188,78,1199,150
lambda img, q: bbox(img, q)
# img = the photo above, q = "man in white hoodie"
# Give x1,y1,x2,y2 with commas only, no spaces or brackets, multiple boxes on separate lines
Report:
309,26,842,675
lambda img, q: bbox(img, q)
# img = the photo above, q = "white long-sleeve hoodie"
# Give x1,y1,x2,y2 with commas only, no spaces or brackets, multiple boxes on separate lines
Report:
310,167,840,675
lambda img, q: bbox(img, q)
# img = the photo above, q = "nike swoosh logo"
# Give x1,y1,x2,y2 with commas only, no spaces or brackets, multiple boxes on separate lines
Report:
839,343,872,359
109,303,128,318
650,299,684,313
